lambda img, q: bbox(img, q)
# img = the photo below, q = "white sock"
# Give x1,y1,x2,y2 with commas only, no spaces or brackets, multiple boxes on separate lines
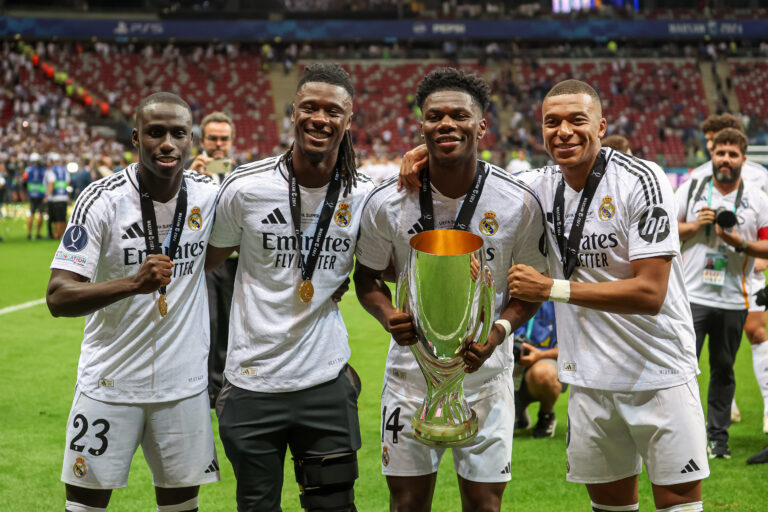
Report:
157,497,198,512
751,341,768,415
657,501,703,512
65,501,106,512
591,502,639,511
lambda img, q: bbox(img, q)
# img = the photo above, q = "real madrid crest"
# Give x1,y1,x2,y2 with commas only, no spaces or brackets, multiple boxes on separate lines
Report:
479,211,498,236
187,206,203,231
334,202,351,228
382,446,390,467
73,456,87,478
598,196,615,221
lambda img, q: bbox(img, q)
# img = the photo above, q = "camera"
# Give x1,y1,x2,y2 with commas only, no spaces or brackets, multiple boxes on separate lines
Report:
512,334,530,363
714,207,737,229
756,284,768,309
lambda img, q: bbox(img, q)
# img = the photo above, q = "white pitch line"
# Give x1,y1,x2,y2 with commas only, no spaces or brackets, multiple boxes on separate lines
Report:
0,298,46,316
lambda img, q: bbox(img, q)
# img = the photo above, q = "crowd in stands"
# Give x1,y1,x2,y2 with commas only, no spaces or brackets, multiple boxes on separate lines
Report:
3,37,768,205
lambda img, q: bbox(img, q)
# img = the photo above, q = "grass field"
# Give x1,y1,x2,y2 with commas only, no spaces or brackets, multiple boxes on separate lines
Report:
1,210,767,511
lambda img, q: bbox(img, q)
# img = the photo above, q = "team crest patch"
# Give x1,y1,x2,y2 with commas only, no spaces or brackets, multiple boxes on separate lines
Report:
73,457,87,478
334,202,351,228
479,211,498,236
598,196,615,221
382,446,390,467
187,206,203,231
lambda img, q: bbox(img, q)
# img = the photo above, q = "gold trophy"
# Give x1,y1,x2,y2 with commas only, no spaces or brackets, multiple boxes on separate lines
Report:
396,229,495,447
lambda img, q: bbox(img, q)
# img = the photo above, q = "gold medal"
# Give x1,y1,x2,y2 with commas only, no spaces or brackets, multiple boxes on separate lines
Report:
299,280,314,303
158,294,168,317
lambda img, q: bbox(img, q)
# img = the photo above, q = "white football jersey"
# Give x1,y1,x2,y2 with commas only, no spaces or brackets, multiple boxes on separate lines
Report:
356,161,549,401
210,156,374,393
518,148,699,392
676,176,768,309
50,165,218,403
688,158,768,194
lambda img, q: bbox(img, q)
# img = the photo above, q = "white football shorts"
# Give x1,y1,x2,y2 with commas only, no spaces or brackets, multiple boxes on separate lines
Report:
61,389,220,489
380,380,514,483
566,378,709,486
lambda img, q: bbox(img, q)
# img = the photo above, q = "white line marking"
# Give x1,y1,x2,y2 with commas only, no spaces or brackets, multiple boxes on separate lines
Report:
0,298,46,316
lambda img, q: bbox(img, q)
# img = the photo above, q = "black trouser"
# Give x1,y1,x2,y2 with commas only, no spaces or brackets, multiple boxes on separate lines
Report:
218,366,361,512
205,257,237,407
691,303,747,443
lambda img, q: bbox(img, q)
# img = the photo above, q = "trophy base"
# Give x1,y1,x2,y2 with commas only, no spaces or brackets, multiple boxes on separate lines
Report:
411,409,479,448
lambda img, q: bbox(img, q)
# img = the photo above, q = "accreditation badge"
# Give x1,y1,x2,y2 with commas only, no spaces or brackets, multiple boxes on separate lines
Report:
701,251,727,287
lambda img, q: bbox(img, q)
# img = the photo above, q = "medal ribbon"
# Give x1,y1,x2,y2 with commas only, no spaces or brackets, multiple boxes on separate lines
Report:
285,152,343,284
136,168,188,296
552,153,607,279
417,160,488,232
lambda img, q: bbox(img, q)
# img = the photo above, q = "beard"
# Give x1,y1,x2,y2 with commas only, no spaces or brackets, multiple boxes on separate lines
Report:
714,162,742,184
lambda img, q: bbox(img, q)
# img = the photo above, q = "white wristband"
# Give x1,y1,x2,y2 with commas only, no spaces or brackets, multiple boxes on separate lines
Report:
494,319,512,341
548,279,571,303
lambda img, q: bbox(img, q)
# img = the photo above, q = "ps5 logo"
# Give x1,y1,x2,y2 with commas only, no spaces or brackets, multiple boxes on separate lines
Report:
63,225,89,252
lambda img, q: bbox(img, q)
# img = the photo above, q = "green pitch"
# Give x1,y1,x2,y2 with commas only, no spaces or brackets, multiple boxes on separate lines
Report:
1,213,766,511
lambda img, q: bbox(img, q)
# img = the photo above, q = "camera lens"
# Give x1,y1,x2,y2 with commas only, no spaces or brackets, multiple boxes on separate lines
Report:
715,208,737,228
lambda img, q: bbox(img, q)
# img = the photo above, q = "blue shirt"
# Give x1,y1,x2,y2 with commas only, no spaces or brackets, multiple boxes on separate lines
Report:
25,165,47,199
514,301,557,349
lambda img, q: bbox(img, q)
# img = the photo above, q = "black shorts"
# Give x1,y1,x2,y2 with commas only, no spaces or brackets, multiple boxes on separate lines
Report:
29,197,44,215
218,365,362,511
48,201,67,222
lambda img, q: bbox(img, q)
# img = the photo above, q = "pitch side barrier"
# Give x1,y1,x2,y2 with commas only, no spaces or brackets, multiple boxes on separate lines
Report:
0,16,766,41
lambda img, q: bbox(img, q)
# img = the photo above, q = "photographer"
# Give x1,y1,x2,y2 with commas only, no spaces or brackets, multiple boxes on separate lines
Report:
187,112,238,407
512,301,563,438
676,128,768,459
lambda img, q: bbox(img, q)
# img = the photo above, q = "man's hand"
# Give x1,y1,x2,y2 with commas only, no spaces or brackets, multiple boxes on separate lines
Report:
462,323,504,373
386,309,418,346
508,264,553,302
331,277,350,303
695,205,716,231
189,154,213,176
397,144,428,192
715,223,745,249
518,342,541,368
131,254,174,294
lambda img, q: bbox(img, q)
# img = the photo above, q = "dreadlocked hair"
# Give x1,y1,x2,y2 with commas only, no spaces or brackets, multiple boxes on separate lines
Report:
280,132,358,197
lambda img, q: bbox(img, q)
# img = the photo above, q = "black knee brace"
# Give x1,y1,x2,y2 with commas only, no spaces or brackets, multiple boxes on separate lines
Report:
294,452,358,511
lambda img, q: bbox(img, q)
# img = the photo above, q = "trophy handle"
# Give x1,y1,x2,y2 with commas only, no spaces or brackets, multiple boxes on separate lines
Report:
472,265,495,346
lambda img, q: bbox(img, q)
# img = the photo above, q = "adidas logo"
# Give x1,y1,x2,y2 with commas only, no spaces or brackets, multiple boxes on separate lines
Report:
680,458,700,474
500,461,511,475
261,208,287,225
407,221,425,235
204,459,220,474
121,222,145,239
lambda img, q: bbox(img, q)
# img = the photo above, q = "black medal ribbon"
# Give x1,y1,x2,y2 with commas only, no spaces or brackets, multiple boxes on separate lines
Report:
552,153,607,279
417,160,488,232
136,168,188,296
285,152,343,284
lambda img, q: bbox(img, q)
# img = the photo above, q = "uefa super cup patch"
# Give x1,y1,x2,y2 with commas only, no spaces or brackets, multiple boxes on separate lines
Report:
334,202,351,228
187,206,203,231
598,196,615,221
73,457,87,478
62,225,89,252
479,211,498,236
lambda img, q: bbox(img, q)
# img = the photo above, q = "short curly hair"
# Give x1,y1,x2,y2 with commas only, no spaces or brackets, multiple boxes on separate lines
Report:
712,127,748,155
701,113,744,135
297,62,355,99
416,67,491,112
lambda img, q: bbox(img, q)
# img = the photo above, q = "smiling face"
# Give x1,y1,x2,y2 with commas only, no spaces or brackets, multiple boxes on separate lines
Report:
202,121,232,160
132,102,192,180
712,141,746,185
541,92,606,175
421,90,486,167
291,82,352,162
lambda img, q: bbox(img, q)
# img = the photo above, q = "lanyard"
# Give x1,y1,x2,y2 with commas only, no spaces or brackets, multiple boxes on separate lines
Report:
552,153,607,279
702,176,743,236
136,169,188,298
285,152,342,286
417,160,487,232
